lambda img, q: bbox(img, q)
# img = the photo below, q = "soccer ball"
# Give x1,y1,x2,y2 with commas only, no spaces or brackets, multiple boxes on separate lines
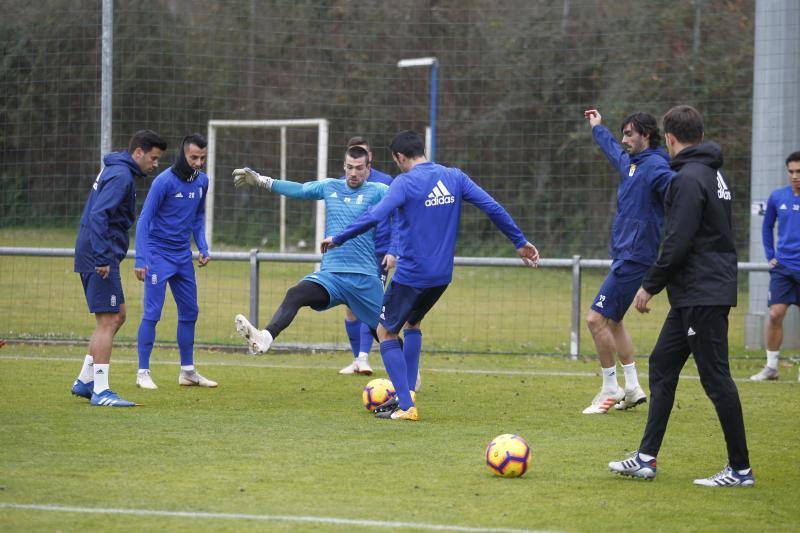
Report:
485,434,532,478
362,378,395,411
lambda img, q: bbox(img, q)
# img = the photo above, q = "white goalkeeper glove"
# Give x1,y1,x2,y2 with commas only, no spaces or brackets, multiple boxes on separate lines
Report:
233,167,274,190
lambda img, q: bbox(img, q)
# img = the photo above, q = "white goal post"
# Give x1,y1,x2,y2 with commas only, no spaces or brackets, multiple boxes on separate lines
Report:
205,118,329,251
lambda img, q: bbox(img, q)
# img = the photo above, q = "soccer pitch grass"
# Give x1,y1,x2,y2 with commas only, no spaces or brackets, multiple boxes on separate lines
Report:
1,344,797,532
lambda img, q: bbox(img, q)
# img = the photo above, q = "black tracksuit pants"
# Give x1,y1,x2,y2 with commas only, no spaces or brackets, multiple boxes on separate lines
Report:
639,306,750,470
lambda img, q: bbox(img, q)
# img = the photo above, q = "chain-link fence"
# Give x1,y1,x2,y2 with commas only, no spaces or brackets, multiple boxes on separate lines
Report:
2,0,797,354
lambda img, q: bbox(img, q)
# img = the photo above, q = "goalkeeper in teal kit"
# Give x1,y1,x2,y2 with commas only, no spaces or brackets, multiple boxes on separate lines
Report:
233,145,393,355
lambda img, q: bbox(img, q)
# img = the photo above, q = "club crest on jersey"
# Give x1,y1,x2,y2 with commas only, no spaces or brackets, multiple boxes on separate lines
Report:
628,164,637,177
425,180,455,207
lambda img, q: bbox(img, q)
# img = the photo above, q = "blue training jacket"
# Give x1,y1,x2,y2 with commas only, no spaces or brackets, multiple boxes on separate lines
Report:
592,124,674,265
762,185,800,270
333,161,528,288
74,151,144,272
134,167,210,268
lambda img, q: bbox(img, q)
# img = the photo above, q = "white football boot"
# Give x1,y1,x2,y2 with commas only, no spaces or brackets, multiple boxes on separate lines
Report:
614,386,647,410
749,366,779,381
136,369,158,389
235,314,273,355
179,370,218,388
582,387,625,414
339,356,373,375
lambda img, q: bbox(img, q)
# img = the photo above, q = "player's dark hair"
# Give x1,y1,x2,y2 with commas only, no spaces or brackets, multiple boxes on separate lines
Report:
662,105,704,145
621,112,661,149
347,136,370,150
128,130,167,153
389,130,425,158
786,151,800,166
346,145,370,163
347,137,372,163
183,132,207,149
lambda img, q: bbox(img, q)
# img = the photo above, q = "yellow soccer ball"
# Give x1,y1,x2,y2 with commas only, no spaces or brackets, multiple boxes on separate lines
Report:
485,434,532,478
362,378,395,411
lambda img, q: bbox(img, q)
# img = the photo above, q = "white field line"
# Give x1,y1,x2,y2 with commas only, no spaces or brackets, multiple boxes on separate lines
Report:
0,354,796,385
0,502,563,533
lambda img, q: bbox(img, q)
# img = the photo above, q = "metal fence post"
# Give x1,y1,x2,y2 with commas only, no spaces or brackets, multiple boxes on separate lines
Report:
249,248,259,327
570,255,581,359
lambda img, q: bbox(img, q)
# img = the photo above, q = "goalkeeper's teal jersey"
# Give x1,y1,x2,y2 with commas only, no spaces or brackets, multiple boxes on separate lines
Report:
271,178,390,276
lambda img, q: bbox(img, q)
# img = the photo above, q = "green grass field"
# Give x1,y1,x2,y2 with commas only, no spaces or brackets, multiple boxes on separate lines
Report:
0,343,797,532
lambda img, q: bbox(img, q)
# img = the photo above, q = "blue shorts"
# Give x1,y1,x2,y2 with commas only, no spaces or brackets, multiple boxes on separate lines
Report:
768,262,800,307
302,271,383,328
380,281,448,334
80,270,125,314
143,252,198,322
591,259,650,323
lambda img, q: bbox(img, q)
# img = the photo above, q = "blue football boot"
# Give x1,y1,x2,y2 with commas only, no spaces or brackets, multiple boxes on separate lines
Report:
90,389,137,407
71,379,93,399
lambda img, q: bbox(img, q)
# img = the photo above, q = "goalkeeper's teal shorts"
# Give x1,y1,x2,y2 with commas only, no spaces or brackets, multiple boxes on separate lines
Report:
302,270,383,328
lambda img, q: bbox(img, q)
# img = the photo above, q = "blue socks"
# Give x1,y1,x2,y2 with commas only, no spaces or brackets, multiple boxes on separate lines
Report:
137,319,158,369
359,322,374,355
177,320,195,367
379,339,413,410
344,319,361,357
138,318,196,368
403,329,422,391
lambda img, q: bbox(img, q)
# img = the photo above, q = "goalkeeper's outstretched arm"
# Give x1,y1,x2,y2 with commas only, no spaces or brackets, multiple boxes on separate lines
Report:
232,167,328,200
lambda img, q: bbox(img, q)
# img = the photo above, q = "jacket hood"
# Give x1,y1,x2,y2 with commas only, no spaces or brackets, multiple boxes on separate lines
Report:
669,141,723,171
172,136,200,182
631,146,670,165
103,151,145,177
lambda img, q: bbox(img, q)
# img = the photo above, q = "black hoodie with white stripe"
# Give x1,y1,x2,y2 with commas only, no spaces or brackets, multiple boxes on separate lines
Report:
641,141,738,309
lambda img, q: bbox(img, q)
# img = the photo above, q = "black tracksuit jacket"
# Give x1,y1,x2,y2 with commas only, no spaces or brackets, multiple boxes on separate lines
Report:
641,142,738,308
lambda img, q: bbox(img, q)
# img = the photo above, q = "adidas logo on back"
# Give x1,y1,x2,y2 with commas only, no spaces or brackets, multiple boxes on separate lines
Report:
425,180,455,207
716,172,731,200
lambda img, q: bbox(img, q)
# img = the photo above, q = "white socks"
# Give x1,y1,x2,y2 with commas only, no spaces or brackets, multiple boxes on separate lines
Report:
766,350,779,370
78,354,94,383
622,362,640,390
93,364,109,394
357,352,369,360
638,452,655,462
601,366,618,391
181,365,195,373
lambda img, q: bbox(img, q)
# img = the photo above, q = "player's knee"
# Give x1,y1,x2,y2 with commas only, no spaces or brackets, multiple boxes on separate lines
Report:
113,308,126,329
586,311,606,332
768,306,787,324
177,305,199,323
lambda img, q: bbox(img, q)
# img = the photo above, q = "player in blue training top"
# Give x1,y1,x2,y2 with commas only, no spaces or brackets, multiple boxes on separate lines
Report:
232,145,392,356
581,109,674,414
338,136,398,377
133,133,217,390
71,130,166,407
751,150,800,382
322,130,540,422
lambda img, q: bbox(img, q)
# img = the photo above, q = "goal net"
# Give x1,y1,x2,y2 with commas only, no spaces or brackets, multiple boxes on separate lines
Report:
206,119,329,251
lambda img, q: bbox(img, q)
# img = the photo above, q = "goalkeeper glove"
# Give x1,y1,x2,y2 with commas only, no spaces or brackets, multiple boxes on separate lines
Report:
233,167,274,190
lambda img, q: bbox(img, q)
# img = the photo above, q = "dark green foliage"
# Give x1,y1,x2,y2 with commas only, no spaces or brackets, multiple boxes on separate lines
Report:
1,1,756,256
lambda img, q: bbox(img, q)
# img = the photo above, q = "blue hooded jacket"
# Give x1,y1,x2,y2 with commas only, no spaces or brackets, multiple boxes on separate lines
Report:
592,124,674,265
74,151,144,272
